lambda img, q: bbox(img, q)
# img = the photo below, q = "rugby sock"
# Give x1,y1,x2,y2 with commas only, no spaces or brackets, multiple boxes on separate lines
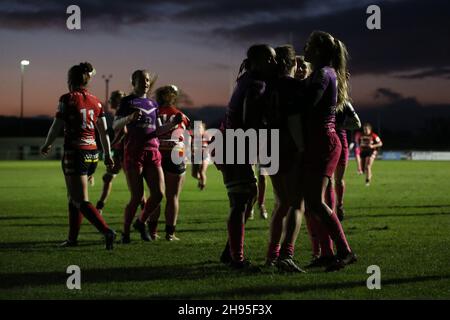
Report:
305,213,320,257
267,243,281,262
123,202,139,235
323,213,351,256
148,220,158,237
79,201,109,234
165,224,176,235
281,242,295,258
228,222,245,262
335,183,345,208
317,221,334,257
68,202,83,242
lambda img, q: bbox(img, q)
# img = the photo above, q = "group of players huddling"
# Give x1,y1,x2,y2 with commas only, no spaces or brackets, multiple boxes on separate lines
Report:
41,30,383,273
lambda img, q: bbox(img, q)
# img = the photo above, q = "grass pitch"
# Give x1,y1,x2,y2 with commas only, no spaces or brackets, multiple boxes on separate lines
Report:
0,160,449,299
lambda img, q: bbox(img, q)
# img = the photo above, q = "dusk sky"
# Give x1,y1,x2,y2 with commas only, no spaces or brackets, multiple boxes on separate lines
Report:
0,0,449,117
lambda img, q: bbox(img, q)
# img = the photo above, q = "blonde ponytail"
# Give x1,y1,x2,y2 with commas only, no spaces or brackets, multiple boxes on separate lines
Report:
333,38,351,111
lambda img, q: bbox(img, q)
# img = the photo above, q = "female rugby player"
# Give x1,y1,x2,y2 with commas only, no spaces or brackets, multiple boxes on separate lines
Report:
151,85,190,241
265,45,306,273
303,31,356,271
41,62,116,250
358,123,383,186
219,44,277,270
113,70,183,244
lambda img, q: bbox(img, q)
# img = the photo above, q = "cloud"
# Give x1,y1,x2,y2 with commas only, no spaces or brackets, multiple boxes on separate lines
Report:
211,0,450,76
374,88,405,102
1,0,449,78
394,67,450,80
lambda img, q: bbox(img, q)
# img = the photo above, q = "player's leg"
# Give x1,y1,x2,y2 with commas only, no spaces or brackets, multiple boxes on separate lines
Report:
366,152,376,185
164,171,186,241
221,165,258,269
257,170,268,219
197,160,208,190
62,176,83,247
266,173,289,265
305,175,355,270
123,165,145,242
334,164,347,220
66,173,115,249
142,164,165,240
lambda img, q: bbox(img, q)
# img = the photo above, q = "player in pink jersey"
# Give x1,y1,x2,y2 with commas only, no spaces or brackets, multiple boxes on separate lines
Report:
40,62,116,250
149,85,190,241
219,44,277,270
358,123,383,186
113,70,183,244
303,32,356,271
264,44,307,273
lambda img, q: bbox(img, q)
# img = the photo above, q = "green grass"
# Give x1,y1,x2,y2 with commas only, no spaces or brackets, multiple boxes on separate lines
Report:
0,160,449,299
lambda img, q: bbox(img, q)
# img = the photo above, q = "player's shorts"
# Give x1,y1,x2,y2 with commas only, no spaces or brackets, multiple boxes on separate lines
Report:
61,149,99,176
361,149,376,159
107,148,124,175
337,132,349,167
162,155,186,175
354,147,361,157
124,148,162,172
221,164,257,194
304,130,342,178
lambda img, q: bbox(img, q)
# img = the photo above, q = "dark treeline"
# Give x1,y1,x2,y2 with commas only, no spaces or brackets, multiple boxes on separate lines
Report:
1,106,450,150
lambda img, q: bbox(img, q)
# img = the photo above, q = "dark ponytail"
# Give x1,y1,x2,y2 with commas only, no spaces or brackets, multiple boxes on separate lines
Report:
236,44,273,80
275,45,296,75
68,62,95,91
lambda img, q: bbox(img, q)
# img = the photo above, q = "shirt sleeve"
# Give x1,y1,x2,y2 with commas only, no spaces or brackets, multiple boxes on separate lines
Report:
55,95,68,119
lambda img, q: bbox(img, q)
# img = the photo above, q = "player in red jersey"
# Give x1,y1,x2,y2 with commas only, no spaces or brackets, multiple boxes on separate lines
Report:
95,90,126,214
40,62,116,250
303,32,356,271
149,85,190,241
190,121,210,190
358,123,383,186
113,70,183,244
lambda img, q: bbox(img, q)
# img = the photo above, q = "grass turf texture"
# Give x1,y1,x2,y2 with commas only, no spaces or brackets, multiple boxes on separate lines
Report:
0,160,449,300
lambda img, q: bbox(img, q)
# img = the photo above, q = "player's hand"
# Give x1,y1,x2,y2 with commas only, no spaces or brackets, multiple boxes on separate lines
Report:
128,111,141,123
104,155,114,170
40,144,52,156
173,113,183,125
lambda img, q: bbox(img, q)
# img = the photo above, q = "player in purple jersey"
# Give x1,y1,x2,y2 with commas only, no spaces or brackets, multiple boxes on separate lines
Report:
303,31,356,271
113,70,183,243
219,44,277,270
265,45,307,273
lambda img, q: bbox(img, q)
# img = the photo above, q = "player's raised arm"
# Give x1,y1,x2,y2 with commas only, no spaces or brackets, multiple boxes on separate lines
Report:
40,117,64,156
